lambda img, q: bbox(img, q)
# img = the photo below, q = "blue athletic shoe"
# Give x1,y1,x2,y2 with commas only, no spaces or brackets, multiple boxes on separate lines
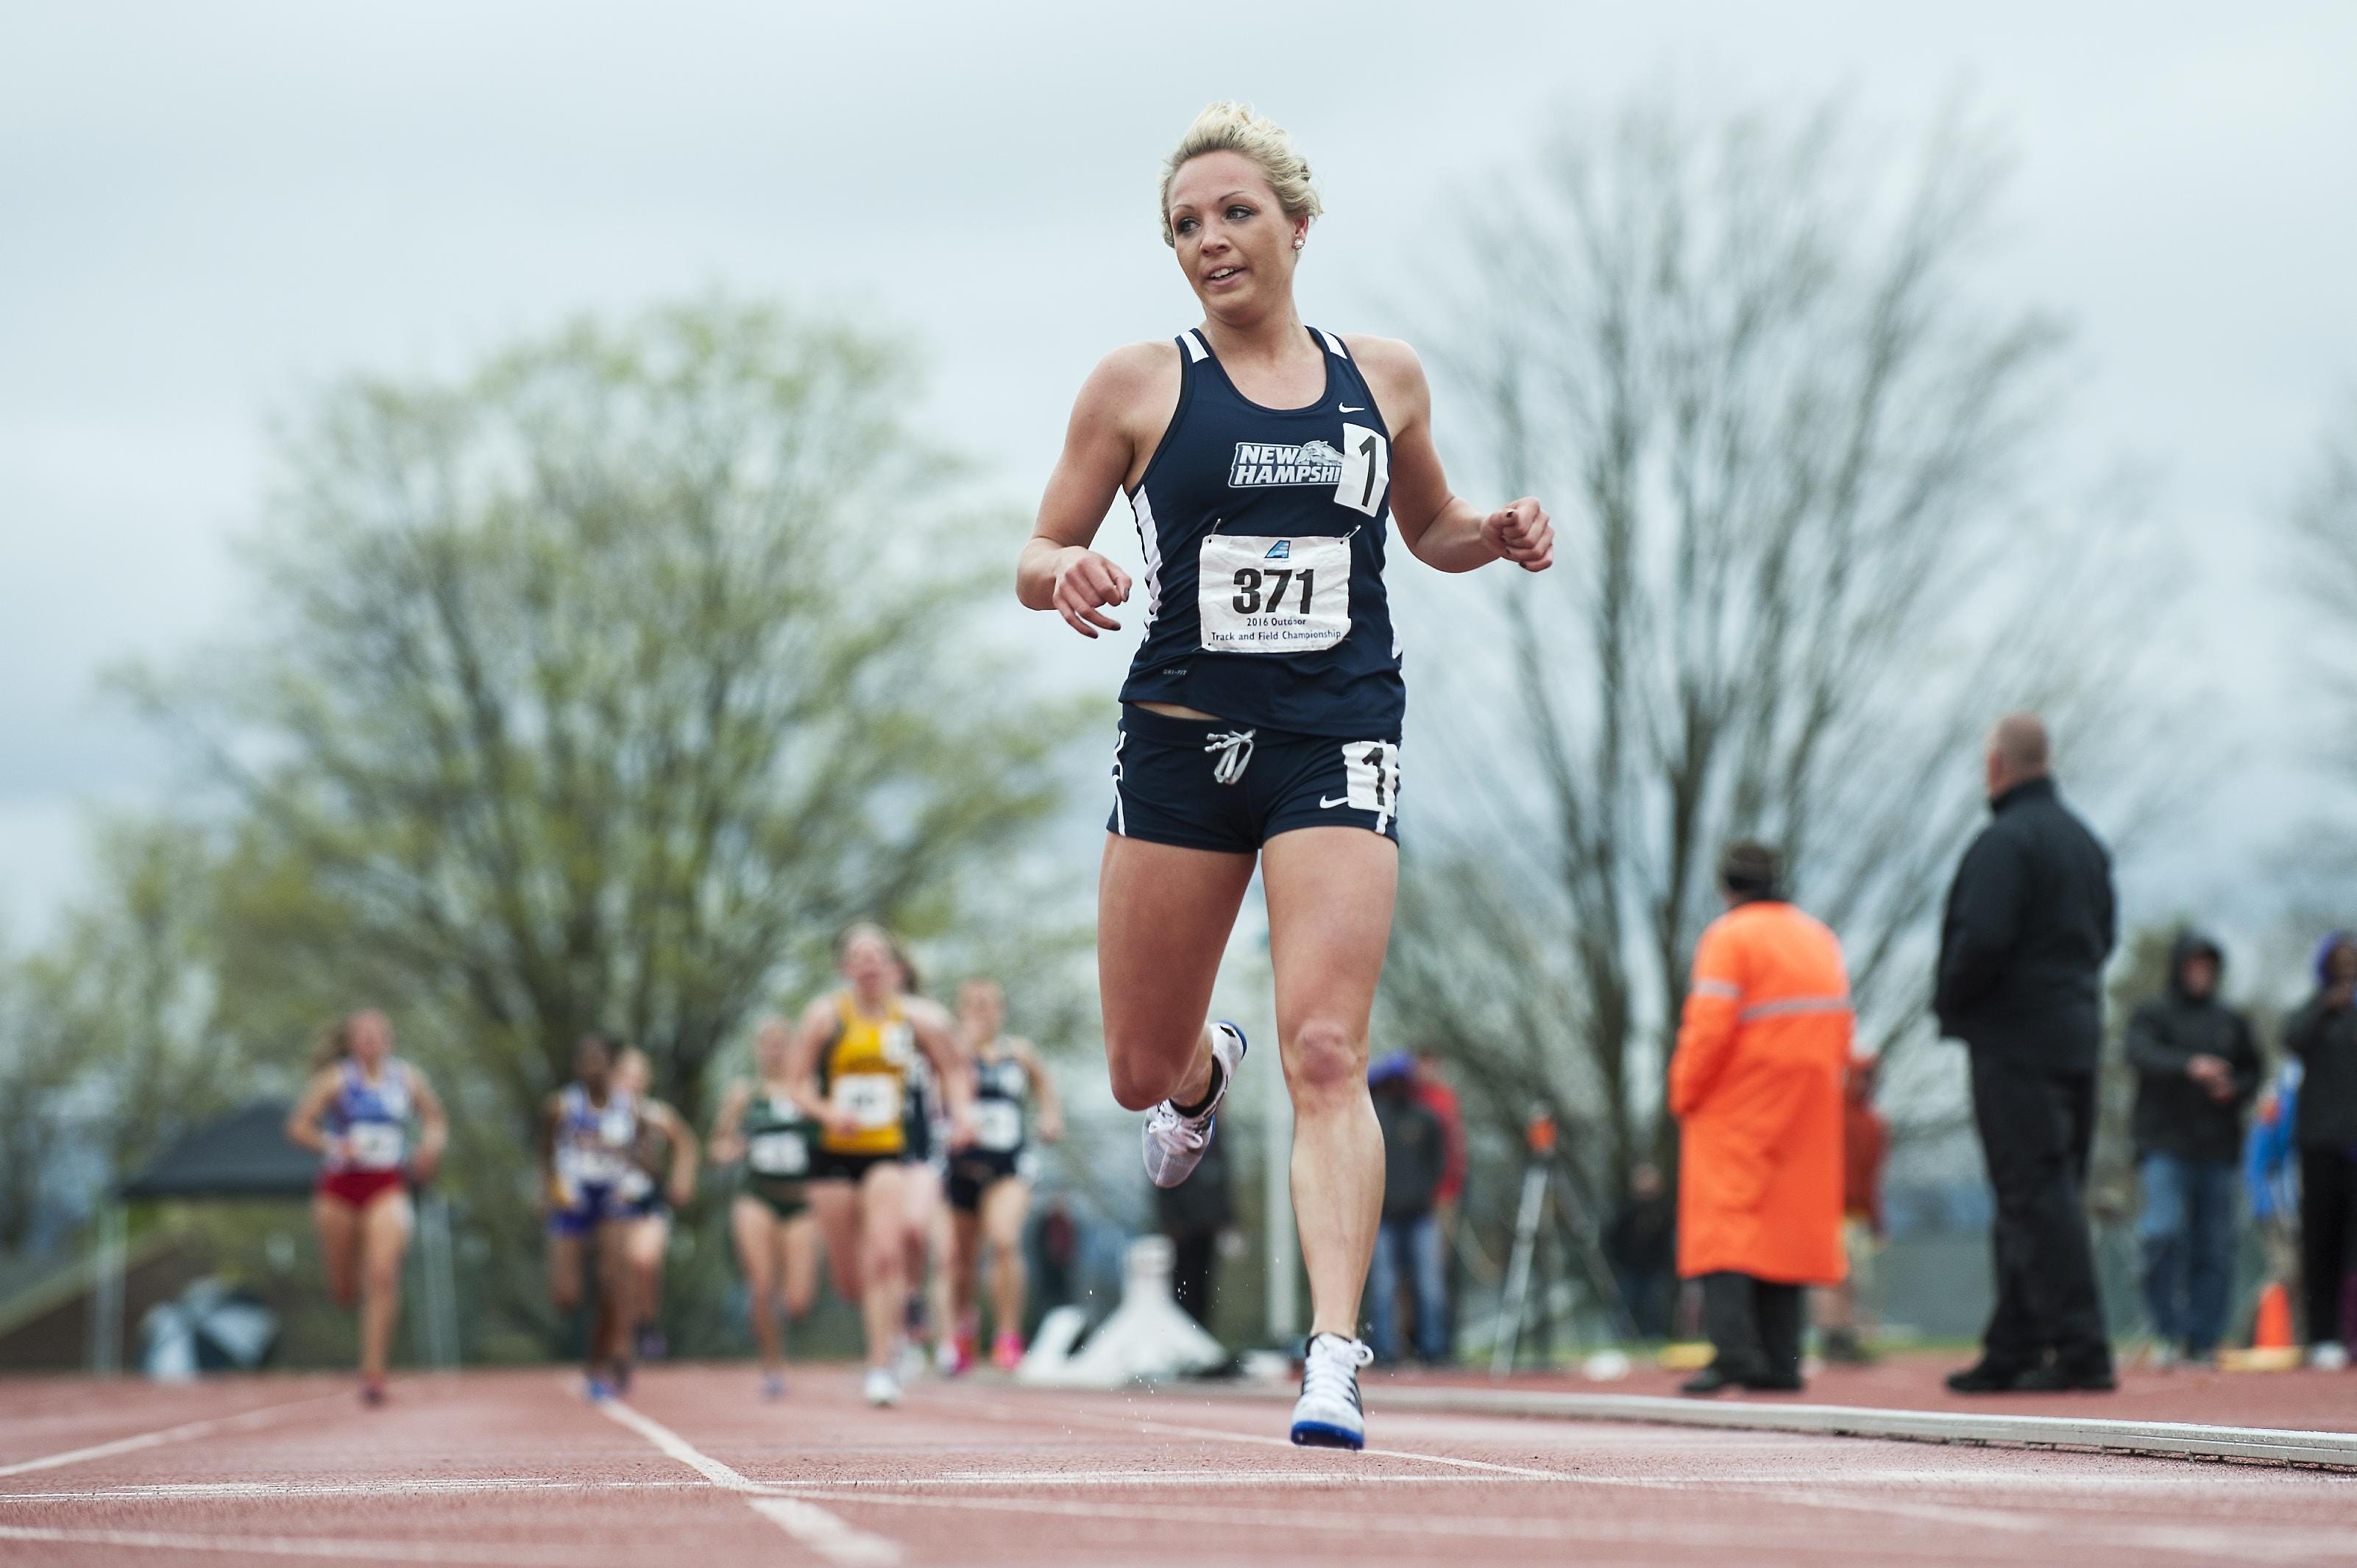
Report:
584,1374,616,1402
1290,1333,1373,1450
1144,1023,1245,1189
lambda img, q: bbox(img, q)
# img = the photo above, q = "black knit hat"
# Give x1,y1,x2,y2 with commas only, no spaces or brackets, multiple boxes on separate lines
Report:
1718,840,1784,900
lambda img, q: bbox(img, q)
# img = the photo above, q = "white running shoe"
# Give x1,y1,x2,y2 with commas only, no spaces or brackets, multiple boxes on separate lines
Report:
1290,1332,1374,1450
862,1366,902,1407
1144,1022,1246,1190
2310,1341,2350,1371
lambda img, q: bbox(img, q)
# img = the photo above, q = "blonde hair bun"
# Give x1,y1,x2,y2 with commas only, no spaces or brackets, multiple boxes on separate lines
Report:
1160,101,1322,247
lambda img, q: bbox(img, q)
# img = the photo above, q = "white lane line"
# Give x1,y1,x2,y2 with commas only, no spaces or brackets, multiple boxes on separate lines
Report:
750,1498,904,1567
589,1396,765,1493
0,1477,704,1503
971,1397,1570,1481
750,1486,1968,1558
0,1394,342,1480
1651,1467,2289,1489
765,1485,2357,1564
0,1522,617,1564
587,1392,902,1567
912,1469,1520,1486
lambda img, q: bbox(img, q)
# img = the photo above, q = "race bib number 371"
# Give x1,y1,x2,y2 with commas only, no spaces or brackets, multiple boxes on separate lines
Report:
1198,534,1351,654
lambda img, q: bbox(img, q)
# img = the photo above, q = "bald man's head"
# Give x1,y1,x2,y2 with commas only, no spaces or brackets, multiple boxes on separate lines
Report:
1985,712,2052,798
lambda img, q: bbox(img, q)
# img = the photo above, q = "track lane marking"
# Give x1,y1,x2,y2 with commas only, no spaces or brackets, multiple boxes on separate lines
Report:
962,1394,1571,1480
765,1483,2357,1564
748,1486,2028,1559
589,1395,768,1493
750,1498,903,1567
0,1394,344,1480
892,1469,1520,1486
0,1477,706,1502
588,1390,903,1566
0,1522,626,1564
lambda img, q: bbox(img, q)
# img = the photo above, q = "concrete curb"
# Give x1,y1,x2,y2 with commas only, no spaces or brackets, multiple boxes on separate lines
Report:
1191,1382,2357,1470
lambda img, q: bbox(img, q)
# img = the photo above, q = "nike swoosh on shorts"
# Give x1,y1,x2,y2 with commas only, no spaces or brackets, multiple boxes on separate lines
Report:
1319,795,1350,809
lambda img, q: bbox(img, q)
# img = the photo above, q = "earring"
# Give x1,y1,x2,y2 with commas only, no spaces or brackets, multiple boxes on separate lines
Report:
1292,238,1305,251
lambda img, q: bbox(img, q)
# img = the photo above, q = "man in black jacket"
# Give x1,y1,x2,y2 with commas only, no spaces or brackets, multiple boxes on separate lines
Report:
2283,933,2357,1363
2125,933,2261,1366
1935,713,2119,1392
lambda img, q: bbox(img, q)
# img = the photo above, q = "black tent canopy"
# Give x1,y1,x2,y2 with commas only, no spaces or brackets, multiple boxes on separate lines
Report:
117,1100,317,1200
91,1098,461,1372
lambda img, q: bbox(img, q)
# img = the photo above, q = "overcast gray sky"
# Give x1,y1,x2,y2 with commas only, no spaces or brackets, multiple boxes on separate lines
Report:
4,1,2354,941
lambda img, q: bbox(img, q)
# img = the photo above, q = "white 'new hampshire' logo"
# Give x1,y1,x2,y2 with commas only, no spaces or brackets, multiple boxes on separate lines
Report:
1230,439,1344,488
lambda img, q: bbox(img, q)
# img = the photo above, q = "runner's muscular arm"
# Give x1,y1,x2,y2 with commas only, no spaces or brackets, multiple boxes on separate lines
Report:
285,1068,339,1155
1013,1039,1063,1143
1017,342,1174,636
536,1094,562,1211
707,1080,751,1167
1347,335,1553,575
653,1101,699,1206
786,996,851,1137
907,996,977,1147
408,1067,448,1183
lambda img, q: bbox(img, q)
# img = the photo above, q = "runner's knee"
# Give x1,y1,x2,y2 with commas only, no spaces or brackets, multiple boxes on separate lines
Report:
1107,1053,1177,1112
1287,1016,1364,1102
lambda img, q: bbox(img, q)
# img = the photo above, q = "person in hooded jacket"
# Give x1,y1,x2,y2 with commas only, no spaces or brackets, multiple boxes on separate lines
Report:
1365,1052,1450,1364
2283,932,2357,1366
2124,932,2261,1366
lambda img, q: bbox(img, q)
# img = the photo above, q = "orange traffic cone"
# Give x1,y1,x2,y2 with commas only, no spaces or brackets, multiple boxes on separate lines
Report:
2255,1282,2294,1350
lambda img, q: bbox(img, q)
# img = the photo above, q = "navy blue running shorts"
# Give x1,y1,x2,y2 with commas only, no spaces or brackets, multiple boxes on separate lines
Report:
1107,704,1402,854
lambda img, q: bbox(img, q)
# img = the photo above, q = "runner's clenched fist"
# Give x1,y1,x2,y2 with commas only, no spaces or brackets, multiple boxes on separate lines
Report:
1481,497,1553,572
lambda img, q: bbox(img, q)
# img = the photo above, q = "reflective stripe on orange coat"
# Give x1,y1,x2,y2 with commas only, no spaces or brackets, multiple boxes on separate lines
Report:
1669,899,1853,1285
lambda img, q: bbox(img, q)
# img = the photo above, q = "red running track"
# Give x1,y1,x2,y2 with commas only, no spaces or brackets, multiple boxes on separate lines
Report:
1,1363,2351,1567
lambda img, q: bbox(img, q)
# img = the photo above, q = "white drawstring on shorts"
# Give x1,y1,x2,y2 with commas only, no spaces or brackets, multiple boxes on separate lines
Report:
1204,728,1257,786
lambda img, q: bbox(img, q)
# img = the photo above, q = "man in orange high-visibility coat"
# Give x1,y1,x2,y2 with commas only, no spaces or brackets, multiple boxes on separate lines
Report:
1669,841,1853,1395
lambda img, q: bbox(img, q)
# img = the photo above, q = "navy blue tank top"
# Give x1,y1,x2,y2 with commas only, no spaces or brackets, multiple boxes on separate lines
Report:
1118,326,1405,737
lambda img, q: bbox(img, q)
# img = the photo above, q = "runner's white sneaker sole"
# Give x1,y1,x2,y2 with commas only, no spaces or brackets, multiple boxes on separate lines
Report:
1291,1333,1372,1450
1289,1397,1364,1449
862,1367,902,1407
1143,1023,1246,1190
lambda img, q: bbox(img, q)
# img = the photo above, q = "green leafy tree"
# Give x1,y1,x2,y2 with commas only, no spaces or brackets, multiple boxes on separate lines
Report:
121,298,1080,1347
0,954,86,1252
137,297,1070,1107
0,820,255,1249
